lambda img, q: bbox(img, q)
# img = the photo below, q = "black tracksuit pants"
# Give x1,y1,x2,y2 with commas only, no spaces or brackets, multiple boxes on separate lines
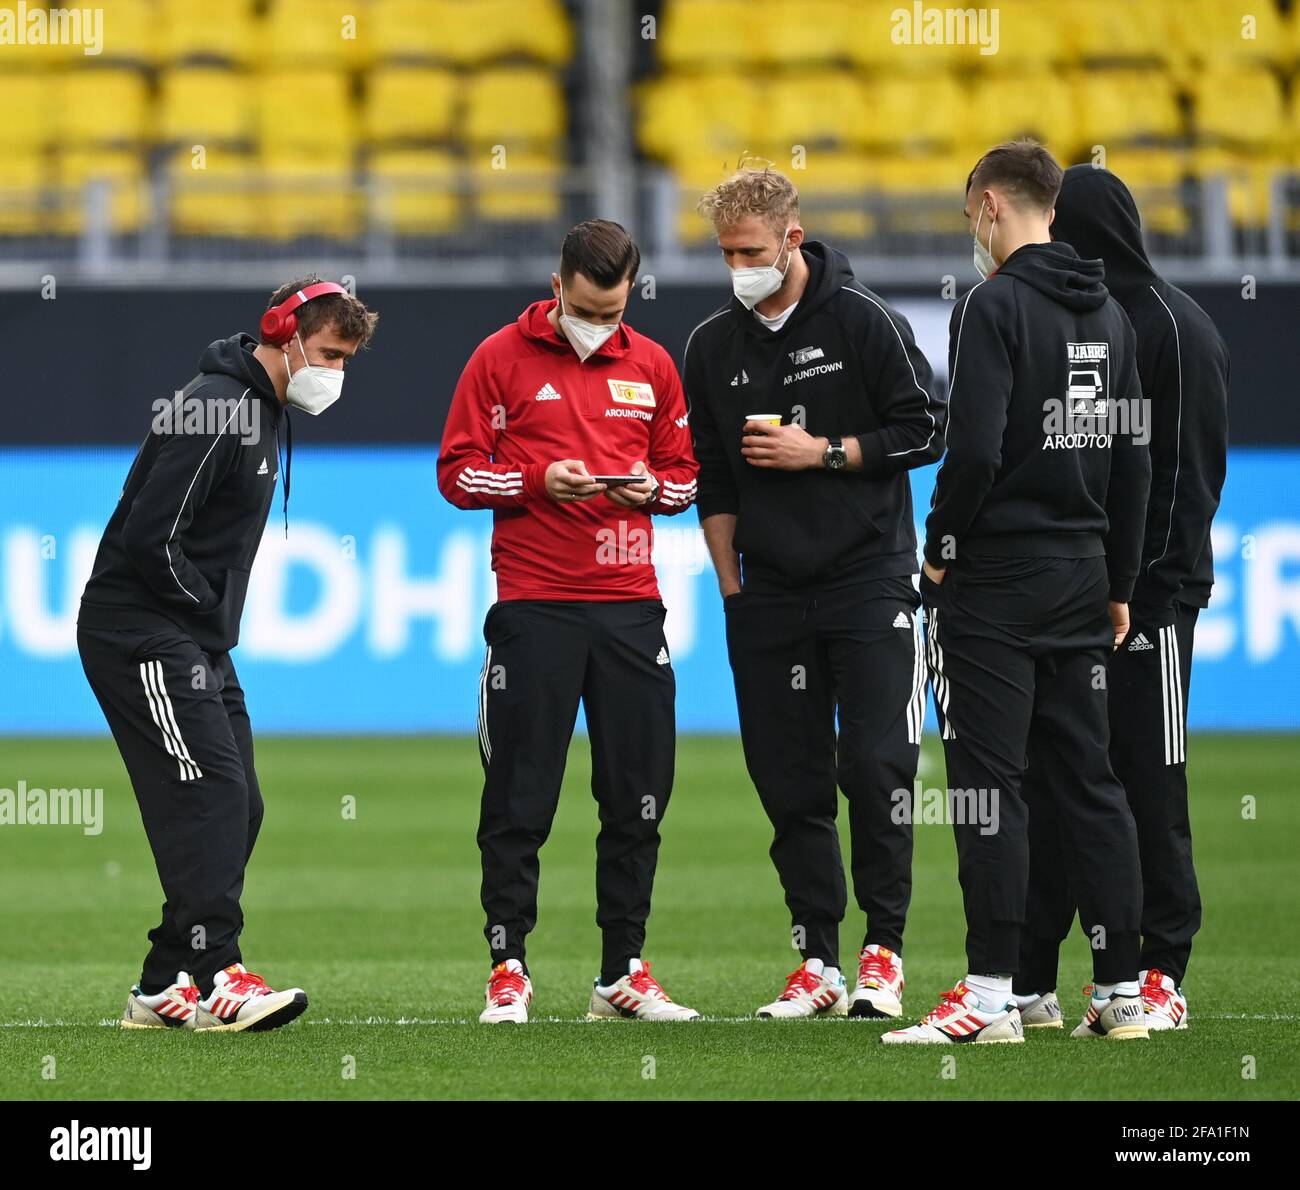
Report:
922,555,1142,983
77,621,263,997
1018,604,1201,991
724,575,924,968
477,599,675,979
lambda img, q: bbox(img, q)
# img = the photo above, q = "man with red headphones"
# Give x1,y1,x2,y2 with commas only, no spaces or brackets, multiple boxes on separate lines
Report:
78,276,378,1033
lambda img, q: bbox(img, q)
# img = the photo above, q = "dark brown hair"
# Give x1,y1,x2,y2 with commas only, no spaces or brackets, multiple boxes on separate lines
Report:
263,275,379,347
559,219,640,288
966,139,1064,212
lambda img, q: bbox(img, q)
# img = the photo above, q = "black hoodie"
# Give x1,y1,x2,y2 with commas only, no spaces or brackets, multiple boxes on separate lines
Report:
1051,165,1229,613
79,334,286,654
685,241,945,588
923,241,1151,603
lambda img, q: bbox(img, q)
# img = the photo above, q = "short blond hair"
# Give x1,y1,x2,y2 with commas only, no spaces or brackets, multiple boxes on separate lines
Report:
697,163,800,235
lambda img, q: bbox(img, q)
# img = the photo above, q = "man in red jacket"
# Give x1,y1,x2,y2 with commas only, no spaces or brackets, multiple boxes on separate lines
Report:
438,220,700,1024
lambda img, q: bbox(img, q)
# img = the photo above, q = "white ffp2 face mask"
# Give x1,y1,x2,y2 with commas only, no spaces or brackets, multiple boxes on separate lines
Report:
558,284,619,362
731,227,795,310
283,332,344,415
973,203,997,279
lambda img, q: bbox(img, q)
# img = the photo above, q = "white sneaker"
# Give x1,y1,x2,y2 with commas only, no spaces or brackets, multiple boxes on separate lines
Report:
1139,969,1188,1031
193,963,308,1033
120,971,200,1030
1071,991,1150,1040
1018,991,1064,1029
588,959,699,1021
480,959,532,1023
882,981,1024,1044
756,960,847,1019
848,945,904,1019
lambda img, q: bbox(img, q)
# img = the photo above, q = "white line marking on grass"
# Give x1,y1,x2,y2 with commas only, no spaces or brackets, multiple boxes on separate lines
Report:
4,1012,1296,1028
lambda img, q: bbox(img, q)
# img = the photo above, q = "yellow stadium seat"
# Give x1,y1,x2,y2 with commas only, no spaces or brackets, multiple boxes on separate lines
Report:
368,0,446,62
865,74,968,151
471,152,561,223
637,73,759,164
658,1,761,69
56,68,150,145
0,150,48,235
260,0,367,69
0,73,54,150
750,1,855,65
363,65,458,143
1072,69,1182,148
1193,66,1287,150
790,150,877,240
1176,0,1286,68
660,158,731,246
0,0,66,67
256,68,357,157
453,0,572,66
977,0,1066,71
765,73,868,149
368,148,462,234
848,0,997,72
168,149,258,237
90,0,158,64
155,0,257,65
1063,0,1171,64
962,73,1074,158
1191,148,1282,230
463,67,564,146
158,66,252,144
54,149,148,234
258,153,362,239
1081,148,1191,238
872,153,972,236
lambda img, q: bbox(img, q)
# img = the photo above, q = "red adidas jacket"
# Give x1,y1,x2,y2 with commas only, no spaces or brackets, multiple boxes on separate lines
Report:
438,299,699,601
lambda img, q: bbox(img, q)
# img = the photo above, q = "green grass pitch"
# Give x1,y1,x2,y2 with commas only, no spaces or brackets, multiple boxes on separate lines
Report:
1,733,1295,1100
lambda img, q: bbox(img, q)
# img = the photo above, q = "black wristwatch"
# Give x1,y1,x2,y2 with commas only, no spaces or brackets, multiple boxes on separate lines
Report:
822,438,848,471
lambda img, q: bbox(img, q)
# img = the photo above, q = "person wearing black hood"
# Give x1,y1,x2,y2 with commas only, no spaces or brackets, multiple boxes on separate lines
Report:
687,165,945,1020
77,277,377,1032
883,141,1152,1045
1015,166,1230,1033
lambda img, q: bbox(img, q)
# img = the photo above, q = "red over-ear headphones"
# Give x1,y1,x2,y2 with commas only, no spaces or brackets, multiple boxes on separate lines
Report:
260,281,348,346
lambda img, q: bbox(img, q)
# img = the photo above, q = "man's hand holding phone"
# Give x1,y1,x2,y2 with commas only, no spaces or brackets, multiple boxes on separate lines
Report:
545,460,606,504
601,460,659,508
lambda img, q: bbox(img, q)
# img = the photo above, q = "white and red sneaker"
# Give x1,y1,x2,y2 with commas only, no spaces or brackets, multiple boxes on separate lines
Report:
193,963,308,1033
1017,991,1064,1029
1140,969,1188,1031
1070,989,1150,1040
881,982,1024,1044
848,945,904,1019
756,960,847,1019
480,959,532,1023
120,971,200,1030
588,959,699,1021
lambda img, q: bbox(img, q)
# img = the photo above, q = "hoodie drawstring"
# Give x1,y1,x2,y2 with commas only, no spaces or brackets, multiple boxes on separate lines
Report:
279,408,292,537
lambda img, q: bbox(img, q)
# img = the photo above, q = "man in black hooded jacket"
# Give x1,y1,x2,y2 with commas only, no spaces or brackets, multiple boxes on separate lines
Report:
687,165,945,1021
883,141,1152,1045
1015,166,1230,1033
78,277,376,1032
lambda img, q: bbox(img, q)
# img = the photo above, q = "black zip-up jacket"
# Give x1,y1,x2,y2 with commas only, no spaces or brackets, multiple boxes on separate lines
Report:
1052,165,1230,614
685,240,945,588
923,241,1151,603
79,334,285,654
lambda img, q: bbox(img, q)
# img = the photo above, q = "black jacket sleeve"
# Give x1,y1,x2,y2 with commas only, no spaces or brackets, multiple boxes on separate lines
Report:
1103,318,1152,604
847,293,945,476
684,330,739,519
1131,309,1229,610
924,284,1014,568
120,421,239,612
